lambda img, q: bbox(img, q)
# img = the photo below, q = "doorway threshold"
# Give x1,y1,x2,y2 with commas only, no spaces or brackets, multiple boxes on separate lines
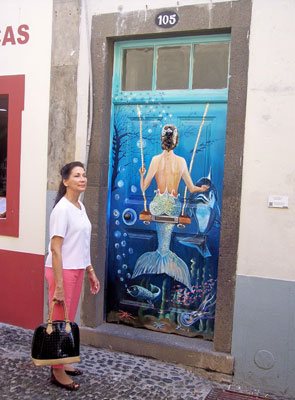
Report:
80,323,233,383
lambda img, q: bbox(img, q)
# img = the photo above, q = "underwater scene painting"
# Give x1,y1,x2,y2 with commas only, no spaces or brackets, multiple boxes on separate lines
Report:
106,102,227,339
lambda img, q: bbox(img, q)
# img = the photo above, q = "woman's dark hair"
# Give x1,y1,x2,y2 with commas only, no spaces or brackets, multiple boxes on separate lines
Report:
161,125,179,151
54,161,85,207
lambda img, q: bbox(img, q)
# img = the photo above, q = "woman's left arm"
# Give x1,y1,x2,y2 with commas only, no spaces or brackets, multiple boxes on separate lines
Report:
139,156,158,192
86,266,100,295
181,158,209,193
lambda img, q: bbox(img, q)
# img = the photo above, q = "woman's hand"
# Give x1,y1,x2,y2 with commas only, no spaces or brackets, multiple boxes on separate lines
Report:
192,184,210,193
200,185,210,192
87,267,100,295
53,285,65,303
139,165,146,176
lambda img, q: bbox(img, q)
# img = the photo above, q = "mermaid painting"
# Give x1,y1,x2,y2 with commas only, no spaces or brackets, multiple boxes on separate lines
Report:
132,125,209,288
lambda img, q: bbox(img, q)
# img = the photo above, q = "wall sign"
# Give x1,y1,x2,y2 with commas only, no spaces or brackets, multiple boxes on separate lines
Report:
268,195,288,209
155,11,179,28
0,25,30,46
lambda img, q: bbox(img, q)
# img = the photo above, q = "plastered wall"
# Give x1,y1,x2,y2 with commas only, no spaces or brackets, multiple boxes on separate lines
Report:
87,0,239,15
232,2,295,393
0,0,52,254
237,0,295,281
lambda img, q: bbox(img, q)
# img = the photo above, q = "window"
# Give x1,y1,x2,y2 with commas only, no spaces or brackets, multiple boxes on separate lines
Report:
156,46,190,90
119,36,230,92
0,75,24,237
192,42,229,89
122,48,154,91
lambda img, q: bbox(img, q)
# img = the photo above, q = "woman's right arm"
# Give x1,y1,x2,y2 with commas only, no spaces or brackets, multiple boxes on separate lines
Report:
51,235,65,302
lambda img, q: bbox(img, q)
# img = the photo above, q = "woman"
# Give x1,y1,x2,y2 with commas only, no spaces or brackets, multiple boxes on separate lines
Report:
45,161,100,391
132,125,209,288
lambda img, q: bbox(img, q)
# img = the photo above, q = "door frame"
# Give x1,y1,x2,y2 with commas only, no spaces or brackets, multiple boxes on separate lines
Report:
83,0,252,355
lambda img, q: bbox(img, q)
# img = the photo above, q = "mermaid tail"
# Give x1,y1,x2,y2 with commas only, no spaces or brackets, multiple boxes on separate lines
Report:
132,249,191,288
132,190,191,288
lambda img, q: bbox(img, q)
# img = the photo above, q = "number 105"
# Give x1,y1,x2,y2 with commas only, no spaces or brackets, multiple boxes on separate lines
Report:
157,14,177,26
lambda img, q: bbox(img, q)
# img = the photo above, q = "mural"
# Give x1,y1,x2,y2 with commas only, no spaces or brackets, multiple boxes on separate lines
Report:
106,102,227,338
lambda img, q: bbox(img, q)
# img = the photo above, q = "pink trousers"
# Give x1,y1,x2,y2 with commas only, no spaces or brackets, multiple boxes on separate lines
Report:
45,267,84,369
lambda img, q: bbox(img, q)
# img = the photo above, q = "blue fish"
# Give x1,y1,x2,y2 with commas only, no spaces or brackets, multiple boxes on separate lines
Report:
178,169,220,257
127,284,161,305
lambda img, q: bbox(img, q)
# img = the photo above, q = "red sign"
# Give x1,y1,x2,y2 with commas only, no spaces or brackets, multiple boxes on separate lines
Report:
0,24,29,46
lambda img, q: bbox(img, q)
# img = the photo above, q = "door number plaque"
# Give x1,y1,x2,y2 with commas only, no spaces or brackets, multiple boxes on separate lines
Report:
155,11,179,28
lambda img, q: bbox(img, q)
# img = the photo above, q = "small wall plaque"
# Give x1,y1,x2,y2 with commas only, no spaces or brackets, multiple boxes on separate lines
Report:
155,11,179,28
268,195,288,208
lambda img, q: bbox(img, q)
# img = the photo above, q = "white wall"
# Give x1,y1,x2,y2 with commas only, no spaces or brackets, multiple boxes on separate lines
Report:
237,0,295,280
0,0,53,254
87,0,239,15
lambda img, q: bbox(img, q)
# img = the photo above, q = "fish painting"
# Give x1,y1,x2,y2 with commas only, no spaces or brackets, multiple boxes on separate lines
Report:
127,284,161,306
178,169,220,258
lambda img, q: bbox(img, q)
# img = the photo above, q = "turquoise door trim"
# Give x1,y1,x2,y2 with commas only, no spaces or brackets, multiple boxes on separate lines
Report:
112,91,229,105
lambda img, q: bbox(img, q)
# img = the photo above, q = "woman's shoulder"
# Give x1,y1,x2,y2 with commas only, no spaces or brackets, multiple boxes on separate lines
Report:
78,200,86,211
152,154,161,161
149,154,162,167
175,154,186,163
51,197,69,215
175,155,187,174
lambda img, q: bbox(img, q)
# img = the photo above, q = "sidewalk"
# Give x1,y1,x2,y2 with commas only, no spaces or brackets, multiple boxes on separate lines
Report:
0,323,289,400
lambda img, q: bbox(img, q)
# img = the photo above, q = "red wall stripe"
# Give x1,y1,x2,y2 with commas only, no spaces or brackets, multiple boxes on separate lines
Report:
0,249,44,329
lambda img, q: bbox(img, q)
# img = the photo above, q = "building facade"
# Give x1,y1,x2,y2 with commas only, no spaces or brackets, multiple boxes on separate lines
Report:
0,0,52,328
0,0,295,396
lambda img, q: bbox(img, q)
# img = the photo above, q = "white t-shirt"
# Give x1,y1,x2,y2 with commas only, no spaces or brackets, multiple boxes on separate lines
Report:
45,197,92,269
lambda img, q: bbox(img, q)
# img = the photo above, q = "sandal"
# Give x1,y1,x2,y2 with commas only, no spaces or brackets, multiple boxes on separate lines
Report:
51,368,79,391
65,368,83,376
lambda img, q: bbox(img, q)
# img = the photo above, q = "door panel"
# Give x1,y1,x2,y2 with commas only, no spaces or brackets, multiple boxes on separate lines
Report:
106,102,227,338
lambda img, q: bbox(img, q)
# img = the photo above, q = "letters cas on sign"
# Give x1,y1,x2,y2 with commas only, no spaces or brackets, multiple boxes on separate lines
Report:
155,11,179,28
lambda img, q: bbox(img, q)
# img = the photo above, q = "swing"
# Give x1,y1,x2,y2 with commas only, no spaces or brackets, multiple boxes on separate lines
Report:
137,104,210,228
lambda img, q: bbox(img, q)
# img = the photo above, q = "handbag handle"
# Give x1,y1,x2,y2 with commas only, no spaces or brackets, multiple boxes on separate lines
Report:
46,300,71,335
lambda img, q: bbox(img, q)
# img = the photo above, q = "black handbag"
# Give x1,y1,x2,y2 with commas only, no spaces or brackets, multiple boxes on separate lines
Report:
31,300,80,366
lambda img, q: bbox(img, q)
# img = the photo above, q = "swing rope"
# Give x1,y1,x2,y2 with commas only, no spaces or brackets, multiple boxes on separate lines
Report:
137,105,148,212
181,103,210,216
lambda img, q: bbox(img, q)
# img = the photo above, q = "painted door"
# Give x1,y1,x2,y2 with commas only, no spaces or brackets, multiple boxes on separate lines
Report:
106,36,230,338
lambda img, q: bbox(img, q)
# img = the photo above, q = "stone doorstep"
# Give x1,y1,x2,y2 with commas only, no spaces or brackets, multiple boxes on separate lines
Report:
80,323,234,383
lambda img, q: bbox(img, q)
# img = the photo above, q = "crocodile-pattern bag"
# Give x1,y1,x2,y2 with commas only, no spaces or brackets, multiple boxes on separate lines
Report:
31,300,80,366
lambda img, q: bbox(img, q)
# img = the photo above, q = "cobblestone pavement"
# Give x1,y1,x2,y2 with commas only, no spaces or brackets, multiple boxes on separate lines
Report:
0,323,291,400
